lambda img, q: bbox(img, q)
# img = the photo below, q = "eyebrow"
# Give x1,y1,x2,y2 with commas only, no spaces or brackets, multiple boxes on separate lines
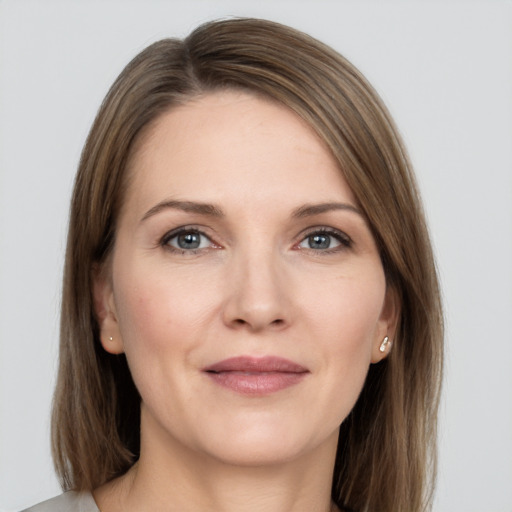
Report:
141,200,225,222
291,202,362,218
141,199,362,223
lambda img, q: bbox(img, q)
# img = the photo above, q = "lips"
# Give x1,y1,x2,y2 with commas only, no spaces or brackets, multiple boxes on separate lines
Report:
203,356,309,395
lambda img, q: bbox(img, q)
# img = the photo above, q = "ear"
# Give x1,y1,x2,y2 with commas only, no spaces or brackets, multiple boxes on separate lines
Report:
371,284,400,364
92,264,124,354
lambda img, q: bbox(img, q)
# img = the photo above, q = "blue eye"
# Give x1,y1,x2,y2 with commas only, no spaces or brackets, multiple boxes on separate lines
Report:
298,230,350,251
164,230,212,251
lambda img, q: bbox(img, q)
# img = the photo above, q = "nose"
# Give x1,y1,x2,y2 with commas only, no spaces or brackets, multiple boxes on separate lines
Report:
221,246,291,333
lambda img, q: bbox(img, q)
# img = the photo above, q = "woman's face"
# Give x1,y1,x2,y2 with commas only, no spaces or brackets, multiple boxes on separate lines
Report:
96,90,396,466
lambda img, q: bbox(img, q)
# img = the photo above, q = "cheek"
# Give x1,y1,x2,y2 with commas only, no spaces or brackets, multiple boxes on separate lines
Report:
110,260,223,404
114,283,173,396
111,275,195,410
302,271,386,412
113,260,213,349
306,272,385,348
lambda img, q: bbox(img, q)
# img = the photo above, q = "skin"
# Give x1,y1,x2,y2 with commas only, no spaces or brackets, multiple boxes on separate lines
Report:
93,90,397,512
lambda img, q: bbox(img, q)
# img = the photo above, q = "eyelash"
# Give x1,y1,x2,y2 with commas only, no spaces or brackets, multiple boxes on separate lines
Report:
159,226,352,255
160,226,217,255
295,227,352,254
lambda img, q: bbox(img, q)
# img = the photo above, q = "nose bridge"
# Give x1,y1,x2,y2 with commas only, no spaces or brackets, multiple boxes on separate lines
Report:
223,237,289,331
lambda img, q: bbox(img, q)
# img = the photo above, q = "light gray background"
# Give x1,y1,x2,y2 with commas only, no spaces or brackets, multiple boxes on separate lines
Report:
1,1,511,510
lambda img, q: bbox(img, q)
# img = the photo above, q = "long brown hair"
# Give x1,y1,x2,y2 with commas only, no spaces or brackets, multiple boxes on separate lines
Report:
52,18,443,512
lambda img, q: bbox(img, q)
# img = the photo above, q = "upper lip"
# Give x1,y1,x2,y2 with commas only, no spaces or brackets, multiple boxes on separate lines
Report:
203,356,309,374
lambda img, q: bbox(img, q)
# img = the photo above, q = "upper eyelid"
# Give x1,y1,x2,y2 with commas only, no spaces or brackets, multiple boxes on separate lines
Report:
161,225,213,240
297,226,352,242
158,227,218,252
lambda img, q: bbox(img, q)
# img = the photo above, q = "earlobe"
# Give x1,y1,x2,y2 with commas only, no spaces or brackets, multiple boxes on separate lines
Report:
371,335,393,363
371,285,400,363
379,336,391,353
92,265,124,355
102,334,124,355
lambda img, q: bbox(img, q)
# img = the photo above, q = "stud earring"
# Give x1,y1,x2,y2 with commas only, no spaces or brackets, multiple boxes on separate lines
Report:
379,336,391,353
109,336,113,342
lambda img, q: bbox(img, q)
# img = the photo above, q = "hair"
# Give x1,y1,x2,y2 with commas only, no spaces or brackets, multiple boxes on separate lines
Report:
52,17,443,512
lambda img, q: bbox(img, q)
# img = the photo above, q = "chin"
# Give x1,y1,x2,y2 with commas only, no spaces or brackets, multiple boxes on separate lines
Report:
204,437,317,467
189,413,340,468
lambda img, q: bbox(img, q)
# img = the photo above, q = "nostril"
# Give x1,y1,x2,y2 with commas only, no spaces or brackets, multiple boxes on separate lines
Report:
230,317,285,330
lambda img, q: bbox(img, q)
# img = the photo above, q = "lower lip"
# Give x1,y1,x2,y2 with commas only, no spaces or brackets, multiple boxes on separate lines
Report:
205,371,307,395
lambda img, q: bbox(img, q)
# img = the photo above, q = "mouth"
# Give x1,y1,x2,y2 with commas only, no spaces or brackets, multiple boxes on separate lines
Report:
202,356,309,396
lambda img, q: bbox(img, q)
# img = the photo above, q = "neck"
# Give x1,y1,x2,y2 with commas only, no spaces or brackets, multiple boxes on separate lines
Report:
94,407,340,512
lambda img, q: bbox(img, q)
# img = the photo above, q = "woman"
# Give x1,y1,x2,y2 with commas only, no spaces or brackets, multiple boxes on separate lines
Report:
24,17,443,512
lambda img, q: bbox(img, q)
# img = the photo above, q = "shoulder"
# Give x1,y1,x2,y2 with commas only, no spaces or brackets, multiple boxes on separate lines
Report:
20,491,99,512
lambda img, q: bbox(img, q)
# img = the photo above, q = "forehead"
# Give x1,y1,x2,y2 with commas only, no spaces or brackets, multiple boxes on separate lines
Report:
123,90,356,216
